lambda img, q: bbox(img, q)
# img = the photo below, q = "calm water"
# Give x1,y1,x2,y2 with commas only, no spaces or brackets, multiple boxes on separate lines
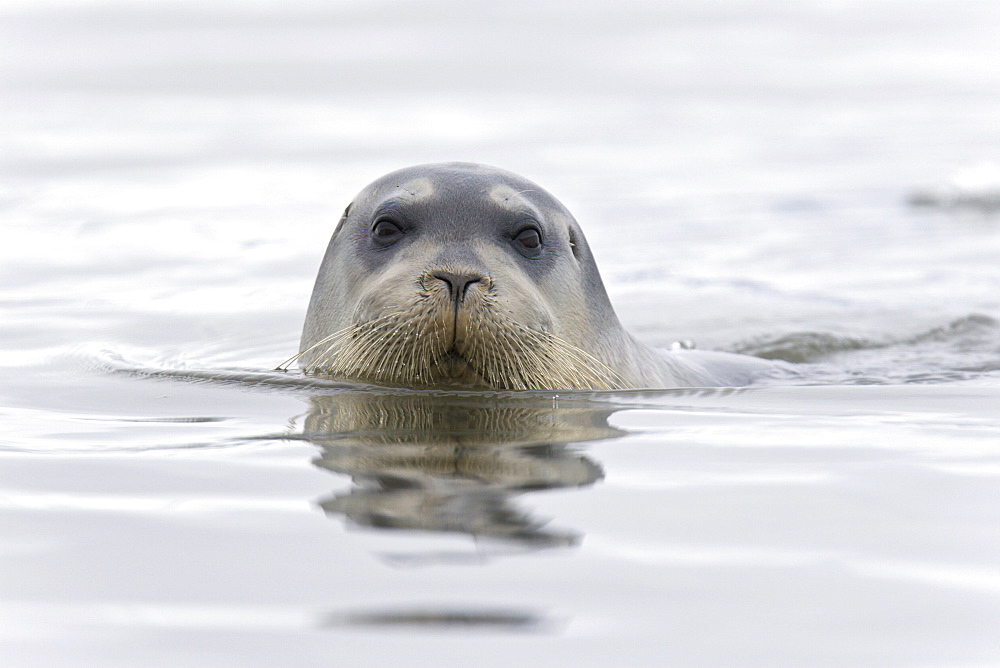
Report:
2,0,1000,665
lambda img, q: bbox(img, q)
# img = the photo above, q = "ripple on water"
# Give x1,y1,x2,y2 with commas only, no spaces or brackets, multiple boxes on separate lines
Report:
731,314,1000,384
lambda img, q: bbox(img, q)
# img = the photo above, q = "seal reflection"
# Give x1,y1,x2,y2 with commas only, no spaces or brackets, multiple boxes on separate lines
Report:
300,389,621,556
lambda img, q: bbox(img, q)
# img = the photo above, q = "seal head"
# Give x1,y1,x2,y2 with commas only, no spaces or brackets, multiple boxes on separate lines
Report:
298,162,764,390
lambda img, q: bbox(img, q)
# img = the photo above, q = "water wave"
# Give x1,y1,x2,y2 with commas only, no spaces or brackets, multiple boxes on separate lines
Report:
734,314,1000,385
908,163,1000,212
736,315,998,361
89,313,1000,394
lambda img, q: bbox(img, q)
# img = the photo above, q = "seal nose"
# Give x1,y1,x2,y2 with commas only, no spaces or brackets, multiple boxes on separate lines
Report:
431,270,484,302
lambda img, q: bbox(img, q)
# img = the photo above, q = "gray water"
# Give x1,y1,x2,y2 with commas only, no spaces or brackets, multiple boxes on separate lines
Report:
2,1,1000,666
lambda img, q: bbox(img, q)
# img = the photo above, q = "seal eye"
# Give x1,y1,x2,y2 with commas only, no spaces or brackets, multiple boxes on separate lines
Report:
513,225,542,257
372,218,403,245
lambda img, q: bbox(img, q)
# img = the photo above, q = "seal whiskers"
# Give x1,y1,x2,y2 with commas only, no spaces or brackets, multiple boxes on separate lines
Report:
297,303,627,390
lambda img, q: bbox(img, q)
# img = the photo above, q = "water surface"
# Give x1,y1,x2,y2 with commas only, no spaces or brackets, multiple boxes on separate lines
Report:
2,0,1000,665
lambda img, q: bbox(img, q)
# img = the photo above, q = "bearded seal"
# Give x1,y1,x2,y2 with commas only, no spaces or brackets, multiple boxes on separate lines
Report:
294,162,773,390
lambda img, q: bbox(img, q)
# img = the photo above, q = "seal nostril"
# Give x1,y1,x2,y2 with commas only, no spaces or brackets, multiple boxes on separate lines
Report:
432,271,483,301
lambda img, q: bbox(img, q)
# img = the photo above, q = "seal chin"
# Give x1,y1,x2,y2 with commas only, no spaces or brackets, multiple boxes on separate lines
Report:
431,352,485,386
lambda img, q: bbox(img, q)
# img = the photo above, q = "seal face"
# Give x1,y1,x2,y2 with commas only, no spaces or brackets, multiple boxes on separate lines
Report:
296,162,771,390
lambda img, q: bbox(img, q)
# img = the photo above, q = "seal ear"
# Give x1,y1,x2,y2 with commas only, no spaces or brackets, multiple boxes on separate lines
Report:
568,227,582,261
332,203,353,236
